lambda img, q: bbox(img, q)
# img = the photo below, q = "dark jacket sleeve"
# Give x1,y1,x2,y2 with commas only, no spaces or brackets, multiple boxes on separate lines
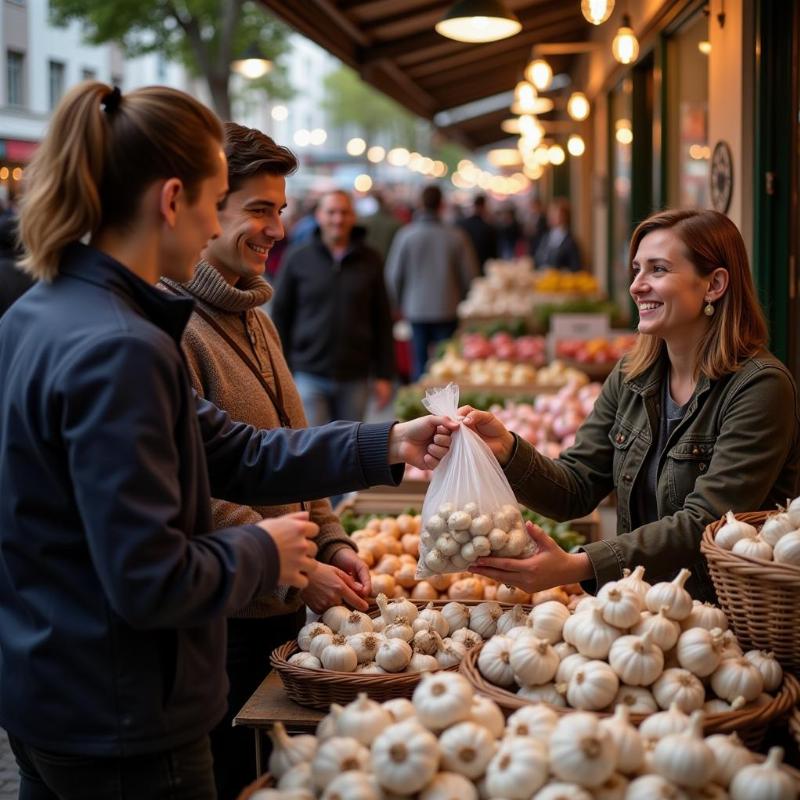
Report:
59,334,279,629
195,394,403,503
371,253,396,380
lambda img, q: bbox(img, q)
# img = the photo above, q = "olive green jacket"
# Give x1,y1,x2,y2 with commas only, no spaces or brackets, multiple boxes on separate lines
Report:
504,350,800,600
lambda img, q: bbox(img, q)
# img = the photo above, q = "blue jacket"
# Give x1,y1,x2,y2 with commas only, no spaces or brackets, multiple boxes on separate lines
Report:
0,244,400,756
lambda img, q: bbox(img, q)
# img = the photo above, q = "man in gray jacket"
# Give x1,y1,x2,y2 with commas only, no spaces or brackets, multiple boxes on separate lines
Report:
385,185,478,380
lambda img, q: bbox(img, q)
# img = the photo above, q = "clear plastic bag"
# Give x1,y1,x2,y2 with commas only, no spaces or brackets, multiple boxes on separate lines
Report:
416,383,535,578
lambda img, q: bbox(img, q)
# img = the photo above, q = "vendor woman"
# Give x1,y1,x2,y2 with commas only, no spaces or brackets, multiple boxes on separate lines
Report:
461,208,800,601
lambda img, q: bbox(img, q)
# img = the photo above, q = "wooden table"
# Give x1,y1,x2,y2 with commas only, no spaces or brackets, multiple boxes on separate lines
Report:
233,671,323,777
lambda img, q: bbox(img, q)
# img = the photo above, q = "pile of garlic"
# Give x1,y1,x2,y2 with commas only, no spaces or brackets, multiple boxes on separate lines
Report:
715,498,800,566
417,502,534,578
474,566,784,717
287,597,512,675
255,671,798,800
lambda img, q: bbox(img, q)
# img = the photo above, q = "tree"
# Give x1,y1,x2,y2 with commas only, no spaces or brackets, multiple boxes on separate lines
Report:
49,0,294,120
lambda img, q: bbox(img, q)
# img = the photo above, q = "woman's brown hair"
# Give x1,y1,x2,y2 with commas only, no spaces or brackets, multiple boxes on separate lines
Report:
19,82,223,281
623,209,768,381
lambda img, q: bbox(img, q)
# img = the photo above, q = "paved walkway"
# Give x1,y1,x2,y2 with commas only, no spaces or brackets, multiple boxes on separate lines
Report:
0,729,18,799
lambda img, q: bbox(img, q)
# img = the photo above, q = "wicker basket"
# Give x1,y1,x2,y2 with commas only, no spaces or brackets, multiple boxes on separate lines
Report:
459,643,800,749
700,511,800,672
270,599,527,710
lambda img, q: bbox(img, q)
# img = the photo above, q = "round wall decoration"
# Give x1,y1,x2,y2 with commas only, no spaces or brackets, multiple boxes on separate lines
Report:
710,140,733,214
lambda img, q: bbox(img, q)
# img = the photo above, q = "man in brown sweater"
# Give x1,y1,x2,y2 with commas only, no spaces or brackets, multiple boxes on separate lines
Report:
161,123,371,799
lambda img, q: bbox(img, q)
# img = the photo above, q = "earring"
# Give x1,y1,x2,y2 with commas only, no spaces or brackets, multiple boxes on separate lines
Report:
704,301,715,317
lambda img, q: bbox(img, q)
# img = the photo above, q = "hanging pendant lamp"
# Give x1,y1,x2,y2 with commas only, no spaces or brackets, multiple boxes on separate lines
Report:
435,0,522,43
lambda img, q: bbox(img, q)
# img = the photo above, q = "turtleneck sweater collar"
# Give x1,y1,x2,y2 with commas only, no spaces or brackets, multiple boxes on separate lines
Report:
166,259,272,313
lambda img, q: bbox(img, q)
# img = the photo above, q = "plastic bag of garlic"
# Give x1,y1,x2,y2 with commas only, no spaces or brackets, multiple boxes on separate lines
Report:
416,383,533,578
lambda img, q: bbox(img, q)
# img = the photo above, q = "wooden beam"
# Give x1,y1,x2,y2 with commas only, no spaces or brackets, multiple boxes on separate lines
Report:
361,61,440,116
310,0,371,47
359,1,443,35
532,42,603,54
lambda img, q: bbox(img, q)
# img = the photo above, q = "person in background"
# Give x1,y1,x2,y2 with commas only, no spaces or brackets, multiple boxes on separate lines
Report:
524,195,549,262
160,124,372,799
495,203,522,259
0,208,34,317
385,184,479,381
360,189,402,261
461,209,799,604
0,81,457,799
287,196,319,246
534,197,581,270
272,189,395,425
458,193,497,274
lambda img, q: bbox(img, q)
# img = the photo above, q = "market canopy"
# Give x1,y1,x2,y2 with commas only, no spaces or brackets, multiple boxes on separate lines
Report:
258,0,589,149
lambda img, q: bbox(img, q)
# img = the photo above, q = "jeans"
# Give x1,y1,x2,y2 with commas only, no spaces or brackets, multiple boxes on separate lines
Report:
410,320,459,381
9,734,215,800
208,611,306,800
293,372,370,426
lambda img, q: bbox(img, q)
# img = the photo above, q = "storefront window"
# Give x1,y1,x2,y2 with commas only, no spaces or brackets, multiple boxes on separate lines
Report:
609,77,633,317
666,12,710,208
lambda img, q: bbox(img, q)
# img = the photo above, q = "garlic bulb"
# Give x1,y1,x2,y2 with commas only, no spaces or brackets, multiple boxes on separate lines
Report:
375,637,412,673
309,633,335,661
719,629,743,659
733,535,774,560
439,720,497,779
470,693,505,739
599,705,643,775
417,602,449,637
705,733,755,788
549,712,618,788
315,705,341,741
469,601,503,639
335,693,392,744
321,635,358,672
715,511,758,550
432,632,467,669
680,601,728,632
321,605,351,633
277,761,314,792
652,668,705,712
348,632,383,664
618,565,652,601
497,605,529,635
704,696,746,713
593,773,629,800
485,736,548,799
517,682,567,707
563,606,621,659
505,704,558,741
412,671,473,731
320,771,379,800
556,652,590,684
376,592,418,625
478,635,516,687
509,635,559,687
612,685,659,714
553,641,577,660
744,649,784,691
573,595,603,615
418,771,478,800
676,626,725,677
773,530,800,565
407,652,439,672
730,747,796,800
567,660,619,711
383,697,416,723
633,607,681,651
355,662,386,674
646,569,693,620
371,719,440,795
651,710,714,788
639,701,690,741
759,512,795,547
441,601,470,633
599,585,643,629
608,629,664,686
267,722,318,778
413,628,439,656
298,622,333,652
412,616,433,634
625,774,685,800
529,601,571,643
384,617,414,643
532,784,592,800
450,627,483,650
288,652,322,669
311,736,370,789
710,657,764,702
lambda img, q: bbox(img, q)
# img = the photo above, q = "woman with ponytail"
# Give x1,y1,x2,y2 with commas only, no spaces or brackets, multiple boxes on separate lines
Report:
0,83,454,799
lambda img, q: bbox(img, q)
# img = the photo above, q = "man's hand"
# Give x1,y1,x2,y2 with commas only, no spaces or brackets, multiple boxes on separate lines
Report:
257,511,319,589
459,405,516,466
301,562,369,613
388,415,460,470
373,379,393,410
330,547,372,597
468,521,593,593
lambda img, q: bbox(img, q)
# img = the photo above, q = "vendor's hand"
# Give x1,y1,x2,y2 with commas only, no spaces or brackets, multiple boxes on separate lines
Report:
257,511,319,589
459,405,516,466
388,415,460,470
373,379,393,410
301,562,369,613
468,521,593,593
330,547,373,597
